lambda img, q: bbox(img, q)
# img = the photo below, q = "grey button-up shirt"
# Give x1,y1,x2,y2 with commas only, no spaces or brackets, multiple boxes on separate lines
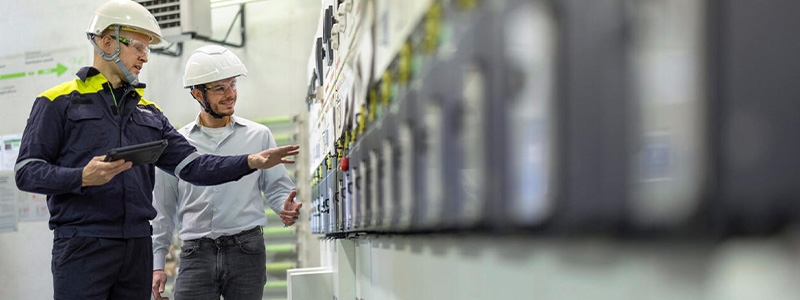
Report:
152,115,295,269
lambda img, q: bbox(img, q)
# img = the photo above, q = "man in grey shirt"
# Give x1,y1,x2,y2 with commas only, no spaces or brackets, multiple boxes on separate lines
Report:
151,45,302,300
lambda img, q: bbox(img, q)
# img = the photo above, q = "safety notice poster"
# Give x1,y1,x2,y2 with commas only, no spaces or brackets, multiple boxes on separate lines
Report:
0,171,18,232
18,191,48,222
1,133,22,171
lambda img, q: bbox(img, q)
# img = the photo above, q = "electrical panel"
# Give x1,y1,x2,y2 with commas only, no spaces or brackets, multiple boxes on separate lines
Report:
295,2,800,300
302,0,800,237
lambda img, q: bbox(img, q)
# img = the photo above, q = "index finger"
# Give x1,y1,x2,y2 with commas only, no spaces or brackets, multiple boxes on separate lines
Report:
276,145,300,153
100,155,126,164
105,159,133,169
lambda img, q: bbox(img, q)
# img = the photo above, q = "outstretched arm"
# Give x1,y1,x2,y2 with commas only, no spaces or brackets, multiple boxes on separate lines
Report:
247,145,300,169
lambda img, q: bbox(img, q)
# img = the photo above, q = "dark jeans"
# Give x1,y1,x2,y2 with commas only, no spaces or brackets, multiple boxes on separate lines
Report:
51,236,152,300
174,227,267,300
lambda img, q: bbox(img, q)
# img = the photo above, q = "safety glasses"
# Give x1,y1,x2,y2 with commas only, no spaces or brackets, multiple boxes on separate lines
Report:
115,36,150,56
204,80,238,96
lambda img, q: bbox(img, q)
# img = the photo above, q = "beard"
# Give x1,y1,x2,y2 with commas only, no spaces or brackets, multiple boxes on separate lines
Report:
211,104,235,116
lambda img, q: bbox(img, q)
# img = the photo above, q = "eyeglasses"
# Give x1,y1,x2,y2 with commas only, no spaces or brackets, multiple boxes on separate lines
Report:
115,36,150,56
204,80,238,96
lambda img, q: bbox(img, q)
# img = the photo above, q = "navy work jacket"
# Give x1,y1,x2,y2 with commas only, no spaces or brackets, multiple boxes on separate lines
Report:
15,67,254,238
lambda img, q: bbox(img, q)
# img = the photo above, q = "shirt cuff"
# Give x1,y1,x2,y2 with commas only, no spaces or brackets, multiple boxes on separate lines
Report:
153,251,168,270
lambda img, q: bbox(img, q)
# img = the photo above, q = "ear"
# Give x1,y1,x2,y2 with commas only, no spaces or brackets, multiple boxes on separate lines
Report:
96,35,115,55
190,88,204,101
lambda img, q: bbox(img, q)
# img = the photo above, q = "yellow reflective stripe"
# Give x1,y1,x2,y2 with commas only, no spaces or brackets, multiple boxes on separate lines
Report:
38,74,109,101
138,98,162,112
137,87,162,112
38,75,160,112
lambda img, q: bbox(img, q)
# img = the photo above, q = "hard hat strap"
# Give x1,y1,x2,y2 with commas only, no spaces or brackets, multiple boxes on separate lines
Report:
88,26,139,85
197,88,225,119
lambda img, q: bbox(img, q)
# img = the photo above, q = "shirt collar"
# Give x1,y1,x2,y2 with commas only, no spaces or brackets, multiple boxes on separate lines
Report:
189,114,245,132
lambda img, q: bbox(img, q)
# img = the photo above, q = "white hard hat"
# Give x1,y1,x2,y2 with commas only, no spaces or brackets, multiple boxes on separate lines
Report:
86,0,163,44
183,45,248,88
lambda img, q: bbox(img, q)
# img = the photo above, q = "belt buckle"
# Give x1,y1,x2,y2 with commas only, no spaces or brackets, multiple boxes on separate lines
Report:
214,234,232,245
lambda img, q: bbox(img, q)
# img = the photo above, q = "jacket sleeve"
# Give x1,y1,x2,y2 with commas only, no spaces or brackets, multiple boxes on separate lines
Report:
152,167,179,270
154,115,256,186
15,97,83,195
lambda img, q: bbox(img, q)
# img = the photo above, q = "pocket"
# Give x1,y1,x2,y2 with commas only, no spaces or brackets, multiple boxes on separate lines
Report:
237,235,265,254
52,237,93,268
66,106,109,151
179,242,200,258
130,109,164,141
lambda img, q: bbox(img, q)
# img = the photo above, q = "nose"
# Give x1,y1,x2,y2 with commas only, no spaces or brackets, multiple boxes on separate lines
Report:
224,86,236,97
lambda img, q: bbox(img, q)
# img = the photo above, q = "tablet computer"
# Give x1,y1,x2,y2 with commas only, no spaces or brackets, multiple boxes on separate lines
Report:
104,139,168,166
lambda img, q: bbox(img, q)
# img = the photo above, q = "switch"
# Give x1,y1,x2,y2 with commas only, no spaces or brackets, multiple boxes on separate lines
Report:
338,16,347,32
326,39,334,66
323,6,335,66
331,29,341,50
332,24,341,36
323,7,333,43
315,37,325,86
341,157,350,171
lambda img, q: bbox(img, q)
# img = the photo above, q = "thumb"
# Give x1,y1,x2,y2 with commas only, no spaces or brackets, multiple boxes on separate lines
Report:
283,190,297,210
158,275,166,292
293,201,303,212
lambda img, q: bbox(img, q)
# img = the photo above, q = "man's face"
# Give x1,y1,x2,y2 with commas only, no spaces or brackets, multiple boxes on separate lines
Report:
200,77,238,116
101,31,150,81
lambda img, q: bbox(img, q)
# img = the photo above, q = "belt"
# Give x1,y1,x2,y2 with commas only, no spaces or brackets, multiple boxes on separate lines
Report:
187,226,262,247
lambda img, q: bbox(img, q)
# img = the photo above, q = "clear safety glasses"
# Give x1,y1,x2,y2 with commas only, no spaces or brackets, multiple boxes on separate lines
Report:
115,36,150,56
204,80,238,96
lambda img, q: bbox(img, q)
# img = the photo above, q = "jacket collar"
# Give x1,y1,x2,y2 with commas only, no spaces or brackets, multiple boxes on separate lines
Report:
76,66,147,89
